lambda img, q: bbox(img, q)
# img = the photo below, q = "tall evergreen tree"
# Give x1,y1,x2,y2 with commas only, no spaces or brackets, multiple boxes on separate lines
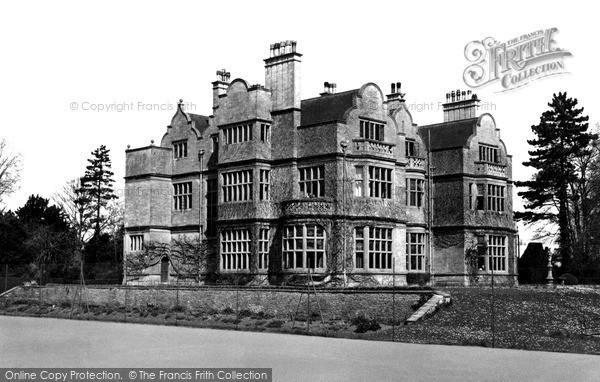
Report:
516,92,596,273
82,145,117,237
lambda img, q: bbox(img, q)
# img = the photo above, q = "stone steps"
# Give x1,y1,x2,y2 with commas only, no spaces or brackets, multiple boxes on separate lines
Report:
405,293,451,324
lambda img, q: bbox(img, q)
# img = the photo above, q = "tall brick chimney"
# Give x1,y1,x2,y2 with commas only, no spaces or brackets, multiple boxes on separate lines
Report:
386,82,405,112
442,89,480,122
264,41,302,111
212,69,230,111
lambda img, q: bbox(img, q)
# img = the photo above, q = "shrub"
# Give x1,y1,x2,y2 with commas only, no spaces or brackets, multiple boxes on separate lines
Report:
222,307,234,315
559,273,578,285
172,304,186,313
352,314,381,333
238,309,253,318
406,272,431,286
265,320,285,328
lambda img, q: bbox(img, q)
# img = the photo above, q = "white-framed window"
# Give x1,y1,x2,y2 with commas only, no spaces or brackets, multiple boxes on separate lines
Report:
299,166,324,198
220,229,251,270
487,184,505,212
130,234,144,251
260,123,271,142
258,228,269,270
405,139,418,157
368,166,392,199
354,227,392,270
173,182,192,210
173,141,188,159
483,235,507,272
223,124,252,145
259,169,270,200
359,119,385,141
406,232,426,271
406,178,424,207
222,170,253,202
479,144,499,163
282,225,326,270
354,166,364,197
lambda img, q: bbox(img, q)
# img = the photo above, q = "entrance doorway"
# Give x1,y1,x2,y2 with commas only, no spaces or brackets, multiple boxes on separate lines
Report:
160,257,169,282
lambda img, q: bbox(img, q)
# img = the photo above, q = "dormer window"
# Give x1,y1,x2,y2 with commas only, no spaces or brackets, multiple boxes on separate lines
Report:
173,141,188,159
479,144,499,163
359,119,384,141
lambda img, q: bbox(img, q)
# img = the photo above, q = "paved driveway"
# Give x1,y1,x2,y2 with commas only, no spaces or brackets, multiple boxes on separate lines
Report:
1,316,599,381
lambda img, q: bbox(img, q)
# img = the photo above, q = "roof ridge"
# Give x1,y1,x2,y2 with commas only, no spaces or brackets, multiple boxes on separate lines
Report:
420,117,478,129
301,88,359,103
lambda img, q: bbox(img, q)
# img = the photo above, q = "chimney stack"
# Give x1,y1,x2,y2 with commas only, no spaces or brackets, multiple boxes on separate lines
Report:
212,69,231,111
386,81,406,111
442,88,479,122
264,40,302,111
320,81,337,96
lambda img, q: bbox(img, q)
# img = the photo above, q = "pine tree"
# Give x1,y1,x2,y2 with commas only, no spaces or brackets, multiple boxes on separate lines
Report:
82,145,117,237
516,92,596,273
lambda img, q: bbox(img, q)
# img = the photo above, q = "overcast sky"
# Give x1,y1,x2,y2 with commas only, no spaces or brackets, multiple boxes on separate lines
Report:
1,0,598,249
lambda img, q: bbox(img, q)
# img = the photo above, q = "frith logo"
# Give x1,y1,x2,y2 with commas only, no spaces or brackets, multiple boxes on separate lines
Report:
463,28,572,92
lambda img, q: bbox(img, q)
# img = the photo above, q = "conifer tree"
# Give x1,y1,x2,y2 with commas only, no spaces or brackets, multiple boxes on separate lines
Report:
516,92,596,273
82,145,117,237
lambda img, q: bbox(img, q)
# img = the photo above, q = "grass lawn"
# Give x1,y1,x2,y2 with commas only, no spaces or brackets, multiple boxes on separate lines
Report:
387,286,600,355
3,286,600,355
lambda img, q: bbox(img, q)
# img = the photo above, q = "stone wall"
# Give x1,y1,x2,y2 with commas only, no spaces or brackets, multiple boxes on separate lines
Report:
6,285,423,322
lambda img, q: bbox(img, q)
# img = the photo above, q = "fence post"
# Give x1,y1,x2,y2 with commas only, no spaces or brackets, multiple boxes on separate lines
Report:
306,270,311,333
176,278,180,325
392,258,396,342
124,286,128,323
235,276,239,331
3,264,7,312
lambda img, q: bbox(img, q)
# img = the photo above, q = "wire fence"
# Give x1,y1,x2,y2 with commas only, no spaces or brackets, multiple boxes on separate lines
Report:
0,263,436,342
0,263,122,294
3,262,600,353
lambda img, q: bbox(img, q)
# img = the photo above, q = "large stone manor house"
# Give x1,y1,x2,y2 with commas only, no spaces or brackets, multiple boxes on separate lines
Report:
124,41,517,287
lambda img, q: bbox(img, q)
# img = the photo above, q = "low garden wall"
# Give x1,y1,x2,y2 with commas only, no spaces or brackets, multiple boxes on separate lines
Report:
4,285,428,323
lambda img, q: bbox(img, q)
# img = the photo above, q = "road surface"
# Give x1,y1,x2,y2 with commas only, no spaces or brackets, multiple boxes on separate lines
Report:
1,316,599,381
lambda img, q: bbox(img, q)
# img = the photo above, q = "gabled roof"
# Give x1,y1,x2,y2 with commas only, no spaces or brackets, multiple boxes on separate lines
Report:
188,113,210,136
300,89,358,126
419,118,478,151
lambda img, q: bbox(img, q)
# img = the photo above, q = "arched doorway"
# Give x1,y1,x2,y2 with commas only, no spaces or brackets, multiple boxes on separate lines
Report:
160,257,169,283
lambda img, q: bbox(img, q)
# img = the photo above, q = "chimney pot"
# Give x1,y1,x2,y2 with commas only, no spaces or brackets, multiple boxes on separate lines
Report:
391,83,396,93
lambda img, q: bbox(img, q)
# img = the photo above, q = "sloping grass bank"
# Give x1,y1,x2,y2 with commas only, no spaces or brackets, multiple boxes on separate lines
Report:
389,286,600,355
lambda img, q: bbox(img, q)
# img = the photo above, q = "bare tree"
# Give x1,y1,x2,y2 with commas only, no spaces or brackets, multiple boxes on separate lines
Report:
53,178,123,244
52,178,95,243
0,138,22,206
